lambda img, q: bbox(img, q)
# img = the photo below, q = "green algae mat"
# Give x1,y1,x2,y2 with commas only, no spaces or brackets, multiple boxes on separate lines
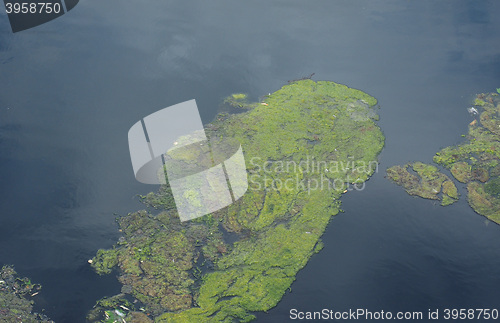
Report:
88,80,385,322
387,90,500,223
387,162,459,206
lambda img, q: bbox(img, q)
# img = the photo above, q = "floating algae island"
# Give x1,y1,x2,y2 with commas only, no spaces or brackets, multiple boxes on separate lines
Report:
89,80,385,322
387,162,459,206
387,90,500,223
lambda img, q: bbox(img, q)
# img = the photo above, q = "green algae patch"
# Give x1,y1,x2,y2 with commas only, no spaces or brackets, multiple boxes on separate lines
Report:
434,91,500,221
0,265,53,323
467,181,500,223
90,80,384,322
485,176,500,198
442,180,459,199
223,93,258,110
386,162,458,205
91,210,198,316
387,91,500,222
86,294,152,323
450,162,472,183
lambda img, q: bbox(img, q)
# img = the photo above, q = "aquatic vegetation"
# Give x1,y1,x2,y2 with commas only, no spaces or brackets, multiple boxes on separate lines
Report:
450,162,471,183
0,265,53,322
442,180,459,199
86,293,153,323
91,80,384,322
223,93,258,110
467,182,500,223
388,91,500,222
485,176,500,198
474,98,486,106
434,91,500,221
386,162,458,205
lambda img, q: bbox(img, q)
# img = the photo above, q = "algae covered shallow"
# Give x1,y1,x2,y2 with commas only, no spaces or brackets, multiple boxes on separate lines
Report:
89,80,385,322
386,162,459,206
387,91,500,222
0,265,53,323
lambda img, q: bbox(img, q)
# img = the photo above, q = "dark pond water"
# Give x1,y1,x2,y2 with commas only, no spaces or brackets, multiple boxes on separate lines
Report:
0,1,500,322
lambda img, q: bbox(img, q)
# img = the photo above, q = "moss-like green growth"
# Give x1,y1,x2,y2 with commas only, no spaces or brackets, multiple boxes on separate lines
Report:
442,180,459,199
86,294,138,322
90,80,384,322
474,98,486,106
90,210,197,316
450,162,472,183
388,91,500,222
0,266,53,323
485,176,500,198
441,194,455,206
386,162,458,205
231,93,247,100
467,181,500,223
223,93,258,110
126,312,153,322
434,92,500,221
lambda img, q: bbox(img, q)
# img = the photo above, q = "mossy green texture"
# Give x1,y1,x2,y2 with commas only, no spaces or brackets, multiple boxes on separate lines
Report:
485,176,500,198
442,180,459,199
450,162,472,183
0,266,53,323
86,293,147,322
388,92,500,222
434,92,500,221
91,80,384,322
223,93,258,110
91,210,197,316
386,162,458,205
467,182,500,223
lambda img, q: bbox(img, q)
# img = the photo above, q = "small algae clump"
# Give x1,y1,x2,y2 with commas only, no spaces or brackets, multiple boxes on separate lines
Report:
90,80,384,322
386,162,458,205
223,93,258,110
388,91,500,222
0,265,53,323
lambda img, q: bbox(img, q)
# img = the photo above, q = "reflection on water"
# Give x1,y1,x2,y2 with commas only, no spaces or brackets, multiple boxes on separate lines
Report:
0,1,500,322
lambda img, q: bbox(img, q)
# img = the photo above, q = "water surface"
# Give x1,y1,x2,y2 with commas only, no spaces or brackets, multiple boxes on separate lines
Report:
0,1,500,321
